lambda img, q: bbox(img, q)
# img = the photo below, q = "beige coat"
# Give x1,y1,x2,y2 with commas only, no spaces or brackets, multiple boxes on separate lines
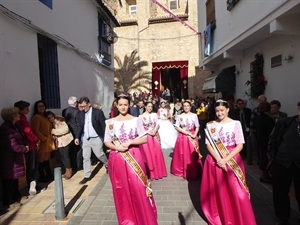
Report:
51,117,73,148
31,114,55,153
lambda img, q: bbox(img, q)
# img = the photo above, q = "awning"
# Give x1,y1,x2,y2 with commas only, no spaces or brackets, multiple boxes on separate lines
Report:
202,65,236,93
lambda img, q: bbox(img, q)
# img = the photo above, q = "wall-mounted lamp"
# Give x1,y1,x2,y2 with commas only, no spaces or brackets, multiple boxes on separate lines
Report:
284,55,293,61
234,70,240,75
154,80,159,89
183,79,187,89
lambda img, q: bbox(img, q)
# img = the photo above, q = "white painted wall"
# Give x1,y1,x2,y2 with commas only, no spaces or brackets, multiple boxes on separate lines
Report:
216,34,300,116
0,0,114,119
197,0,300,116
211,0,290,53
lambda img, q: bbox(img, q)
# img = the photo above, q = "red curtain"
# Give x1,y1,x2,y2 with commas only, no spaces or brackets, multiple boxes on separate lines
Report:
152,61,188,98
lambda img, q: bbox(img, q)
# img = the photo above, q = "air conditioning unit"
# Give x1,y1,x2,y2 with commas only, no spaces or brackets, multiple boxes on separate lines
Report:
129,5,137,14
170,0,178,10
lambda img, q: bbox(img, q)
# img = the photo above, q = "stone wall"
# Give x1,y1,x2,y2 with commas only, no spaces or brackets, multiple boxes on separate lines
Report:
113,0,209,99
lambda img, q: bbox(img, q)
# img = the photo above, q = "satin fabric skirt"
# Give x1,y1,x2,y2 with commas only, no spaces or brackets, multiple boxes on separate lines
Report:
140,134,167,180
170,132,202,180
158,120,178,149
200,146,257,225
108,147,158,225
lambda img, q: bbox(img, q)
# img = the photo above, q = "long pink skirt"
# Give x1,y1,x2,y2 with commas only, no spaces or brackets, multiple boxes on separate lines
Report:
108,147,158,225
140,134,167,180
170,132,202,180
200,146,257,225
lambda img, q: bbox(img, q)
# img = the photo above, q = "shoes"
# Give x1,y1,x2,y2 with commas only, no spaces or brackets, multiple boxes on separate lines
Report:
29,181,37,195
79,177,90,185
260,177,272,184
64,168,72,180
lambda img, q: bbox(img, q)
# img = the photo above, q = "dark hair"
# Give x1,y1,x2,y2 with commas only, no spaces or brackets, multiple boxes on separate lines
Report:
270,100,281,108
14,100,30,110
78,97,90,104
215,99,229,108
45,111,55,118
145,101,153,107
297,101,300,107
258,102,271,113
236,98,244,104
33,100,47,115
116,94,130,105
183,100,192,106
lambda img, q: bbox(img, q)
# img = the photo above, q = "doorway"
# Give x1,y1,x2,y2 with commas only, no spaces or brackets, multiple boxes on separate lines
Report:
161,68,181,102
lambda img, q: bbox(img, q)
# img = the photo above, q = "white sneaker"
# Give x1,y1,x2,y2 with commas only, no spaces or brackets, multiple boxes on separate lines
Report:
29,181,37,195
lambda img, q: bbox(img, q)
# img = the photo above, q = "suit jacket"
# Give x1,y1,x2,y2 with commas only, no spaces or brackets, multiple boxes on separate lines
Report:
75,107,106,140
62,106,80,137
231,107,252,131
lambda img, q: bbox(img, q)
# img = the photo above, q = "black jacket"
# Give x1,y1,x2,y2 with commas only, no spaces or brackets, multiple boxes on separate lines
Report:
268,116,300,168
62,106,80,137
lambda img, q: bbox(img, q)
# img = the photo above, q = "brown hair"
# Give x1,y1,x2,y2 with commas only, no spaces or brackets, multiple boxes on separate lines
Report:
1,107,19,121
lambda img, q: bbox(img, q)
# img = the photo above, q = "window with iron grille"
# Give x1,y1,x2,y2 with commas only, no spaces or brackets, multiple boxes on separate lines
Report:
98,13,112,66
39,0,52,9
37,34,61,109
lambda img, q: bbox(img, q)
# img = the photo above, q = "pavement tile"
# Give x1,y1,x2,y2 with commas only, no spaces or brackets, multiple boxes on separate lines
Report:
1,148,300,225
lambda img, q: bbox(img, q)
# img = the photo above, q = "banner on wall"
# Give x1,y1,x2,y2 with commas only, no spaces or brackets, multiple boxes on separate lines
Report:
204,24,212,57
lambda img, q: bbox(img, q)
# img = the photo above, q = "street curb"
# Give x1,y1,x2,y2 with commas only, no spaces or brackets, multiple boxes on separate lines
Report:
67,174,109,225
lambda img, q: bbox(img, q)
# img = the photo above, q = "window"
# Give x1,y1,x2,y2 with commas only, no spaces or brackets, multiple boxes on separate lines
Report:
271,54,282,68
37,34,61,108
206,0,215,26
170,0,178,10
129,5,137,14
98,13,112,66
39,0,52,9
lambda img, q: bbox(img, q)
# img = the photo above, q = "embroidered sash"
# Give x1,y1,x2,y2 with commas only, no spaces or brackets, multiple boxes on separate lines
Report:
205,122,250,197
120,151,153,198
177,118,202,159
187,135,202,159
107,119,153,201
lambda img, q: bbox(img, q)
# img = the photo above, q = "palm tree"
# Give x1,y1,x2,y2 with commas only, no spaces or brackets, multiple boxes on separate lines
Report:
114,50,151,94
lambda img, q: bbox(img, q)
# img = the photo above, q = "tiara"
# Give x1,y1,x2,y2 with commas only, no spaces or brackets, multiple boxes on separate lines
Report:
216,99,227,103
118,94,129,98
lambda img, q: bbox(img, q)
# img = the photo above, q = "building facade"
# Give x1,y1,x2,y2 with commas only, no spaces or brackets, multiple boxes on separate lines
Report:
198,0,300,115
0,0,118,200
0,0,118,117
112,0,210,101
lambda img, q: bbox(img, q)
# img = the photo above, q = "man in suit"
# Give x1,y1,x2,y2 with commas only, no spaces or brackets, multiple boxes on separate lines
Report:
62,96,83,172
137,99,145,115
231,98,252,159
268,101,300,225
75,97,108,184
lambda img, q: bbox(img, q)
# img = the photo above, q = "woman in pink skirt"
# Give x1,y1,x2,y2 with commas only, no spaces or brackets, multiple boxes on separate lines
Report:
104,95,158,225
139,101,167,180
171,100,202,180
201,100,256,225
